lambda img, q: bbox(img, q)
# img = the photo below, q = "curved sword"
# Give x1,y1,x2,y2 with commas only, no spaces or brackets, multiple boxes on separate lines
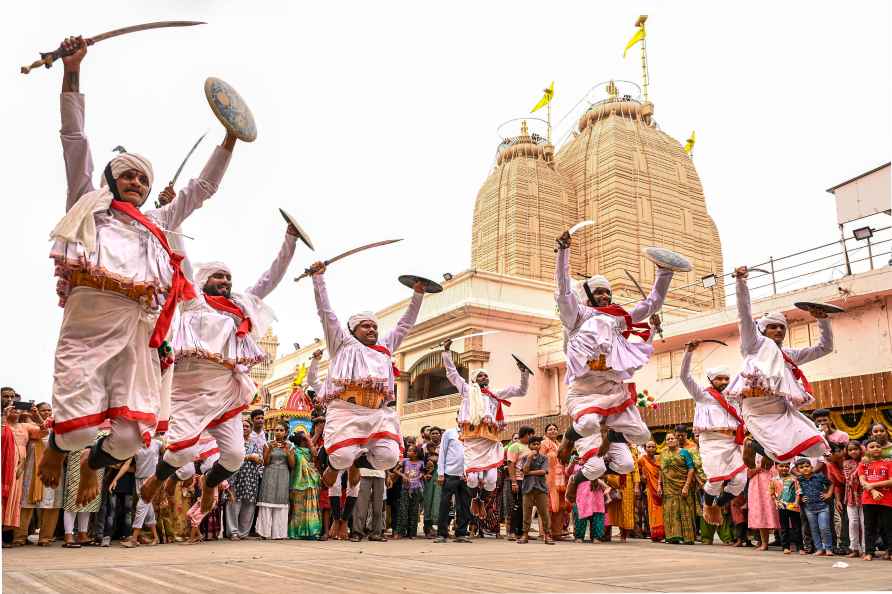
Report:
22,21,206,74
294,239,403,282
171,132,207,187
624,269,664,339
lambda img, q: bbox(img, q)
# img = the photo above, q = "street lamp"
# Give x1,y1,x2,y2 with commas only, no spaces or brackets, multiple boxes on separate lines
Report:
701,274,717,289
853,226,874,241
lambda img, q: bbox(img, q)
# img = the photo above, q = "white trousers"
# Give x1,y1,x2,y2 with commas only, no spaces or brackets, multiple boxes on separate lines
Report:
847,505,865,552
577,434,636,481
255,505,288,539
225,500,256,538
132,477,156,528
63,510,90,534
163,414,243,473
466,468,499,491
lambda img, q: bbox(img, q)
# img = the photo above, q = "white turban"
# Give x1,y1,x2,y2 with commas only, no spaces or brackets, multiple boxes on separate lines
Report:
756,311,787,333
101,153,154,190
706,366,730,381
49,153,155,254
471,368,489,382
574,275,611,303
348,311,378,333
194,261,232,290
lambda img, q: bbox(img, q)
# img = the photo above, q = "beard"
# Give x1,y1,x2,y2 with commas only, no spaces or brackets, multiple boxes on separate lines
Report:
203,284,231,298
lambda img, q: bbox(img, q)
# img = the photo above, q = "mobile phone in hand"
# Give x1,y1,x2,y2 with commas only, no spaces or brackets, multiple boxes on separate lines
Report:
12,400,33,411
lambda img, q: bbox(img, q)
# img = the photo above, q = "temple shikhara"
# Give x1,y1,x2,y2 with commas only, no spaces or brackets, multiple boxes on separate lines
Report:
260,30,891,443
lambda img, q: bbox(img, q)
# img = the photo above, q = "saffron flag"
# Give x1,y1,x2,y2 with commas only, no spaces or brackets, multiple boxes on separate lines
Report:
293,363,308,387
623,27,645,58
684,131,696,155
531,81,554,113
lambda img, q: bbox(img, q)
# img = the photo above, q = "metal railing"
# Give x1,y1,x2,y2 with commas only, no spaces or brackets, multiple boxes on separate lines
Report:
664,226,892,307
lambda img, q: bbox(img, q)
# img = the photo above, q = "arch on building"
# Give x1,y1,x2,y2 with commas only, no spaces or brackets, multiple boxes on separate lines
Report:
407,350,468,403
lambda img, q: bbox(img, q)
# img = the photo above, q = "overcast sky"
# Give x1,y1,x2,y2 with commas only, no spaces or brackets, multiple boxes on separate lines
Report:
1,1,889,399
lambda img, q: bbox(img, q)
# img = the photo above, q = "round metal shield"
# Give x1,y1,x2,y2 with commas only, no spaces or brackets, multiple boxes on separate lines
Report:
511,354,535,376
204,77,257,142
398,275,443,294
794,301,845,315
644,247,693,272
279,208,315,251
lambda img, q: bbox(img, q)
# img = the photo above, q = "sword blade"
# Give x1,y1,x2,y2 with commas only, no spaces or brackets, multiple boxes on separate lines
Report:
569,219,595,235
90,21,207,43
294,239,403,282
623,269,648,299
170,132,208,186
432,330,500,349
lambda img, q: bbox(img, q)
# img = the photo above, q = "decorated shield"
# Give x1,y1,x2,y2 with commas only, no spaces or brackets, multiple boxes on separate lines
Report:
279,208,315,251
204,77,257,142
511,354,535,376
644,247,693,272
794,301,845,315
398,274,443,294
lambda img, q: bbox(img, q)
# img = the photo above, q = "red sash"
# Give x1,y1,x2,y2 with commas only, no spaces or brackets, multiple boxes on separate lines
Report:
782,352,813,395
481,387,512,423
204,295,252,337
594,304,652,342
368,344,400,377
706,387,746,445
109,200,195,348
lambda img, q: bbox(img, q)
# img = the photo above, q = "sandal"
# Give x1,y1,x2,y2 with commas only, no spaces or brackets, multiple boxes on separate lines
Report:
517,537,529,544
62,542,82,548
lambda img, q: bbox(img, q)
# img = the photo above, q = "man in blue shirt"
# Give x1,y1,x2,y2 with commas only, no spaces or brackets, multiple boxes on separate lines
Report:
435,420,471,543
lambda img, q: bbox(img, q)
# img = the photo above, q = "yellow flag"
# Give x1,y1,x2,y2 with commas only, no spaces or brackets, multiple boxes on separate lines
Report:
623,27,645,58
531,81,554,113
684,131,696,155
293,363,307,387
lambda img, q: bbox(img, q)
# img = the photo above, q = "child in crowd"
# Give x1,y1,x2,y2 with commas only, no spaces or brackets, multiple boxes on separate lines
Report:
394,445,424,539
567,455,610,543
858,437,892,561
843,440,865,558
184,479,231,545
771,462,803,555
328,470,359,540
730,493,750,547
518,436,554,545
795,458,834,556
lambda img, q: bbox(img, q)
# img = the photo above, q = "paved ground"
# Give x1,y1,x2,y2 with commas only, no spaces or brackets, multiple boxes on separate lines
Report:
3,537,890,593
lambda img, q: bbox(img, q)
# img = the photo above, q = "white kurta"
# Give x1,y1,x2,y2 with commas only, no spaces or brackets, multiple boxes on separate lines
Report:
726,276,832,461
50,92,230,447
165,234,296,452
314,274,423,470
442,351,528,473
556,246,669,446
680,350,745,488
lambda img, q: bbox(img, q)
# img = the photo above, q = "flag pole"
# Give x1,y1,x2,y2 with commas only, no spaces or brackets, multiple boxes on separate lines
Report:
636,15,649,102
547,97,552,144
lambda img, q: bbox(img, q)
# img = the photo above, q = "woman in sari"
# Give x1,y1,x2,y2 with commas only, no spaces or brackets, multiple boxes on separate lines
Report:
541,423,568,539
637,440,664,541
660,433,696,544
288,430,322,539
605,444,640,542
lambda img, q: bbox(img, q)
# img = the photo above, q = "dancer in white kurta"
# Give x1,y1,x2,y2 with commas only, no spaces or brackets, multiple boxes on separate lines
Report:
308,261,424,486
441,343,529,495
679,341,746,522
141,228,297,507
553,232,672,500
39,37,235,505
726,267,832,463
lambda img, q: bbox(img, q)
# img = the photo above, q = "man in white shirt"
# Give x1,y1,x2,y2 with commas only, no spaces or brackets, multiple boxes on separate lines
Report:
435,422,471,543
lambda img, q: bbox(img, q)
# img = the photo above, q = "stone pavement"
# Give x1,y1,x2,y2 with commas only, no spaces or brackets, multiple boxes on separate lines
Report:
3,537,890,593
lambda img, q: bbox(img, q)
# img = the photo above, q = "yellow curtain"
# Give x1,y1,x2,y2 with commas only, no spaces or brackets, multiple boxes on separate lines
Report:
830,406,892,439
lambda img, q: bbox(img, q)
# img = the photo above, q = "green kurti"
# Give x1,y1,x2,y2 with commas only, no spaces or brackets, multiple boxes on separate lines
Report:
288,447,321,539
661,447,697,544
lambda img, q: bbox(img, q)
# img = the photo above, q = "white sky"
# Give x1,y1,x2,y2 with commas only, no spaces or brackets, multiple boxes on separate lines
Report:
1,1,889,399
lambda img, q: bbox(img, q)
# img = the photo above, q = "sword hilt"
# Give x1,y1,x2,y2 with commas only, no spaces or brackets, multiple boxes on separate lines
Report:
294,259,331,282
21,38,95,74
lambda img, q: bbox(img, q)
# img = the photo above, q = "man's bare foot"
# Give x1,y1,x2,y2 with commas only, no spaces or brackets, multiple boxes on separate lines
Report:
703,503,723,526
182,537,203,545
140,475,163,503
322,466,339,489
348,464,361,488
199,476,215,513
757,543,768,551
38,445,66,488
75,451,100,507
557,434,576,465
